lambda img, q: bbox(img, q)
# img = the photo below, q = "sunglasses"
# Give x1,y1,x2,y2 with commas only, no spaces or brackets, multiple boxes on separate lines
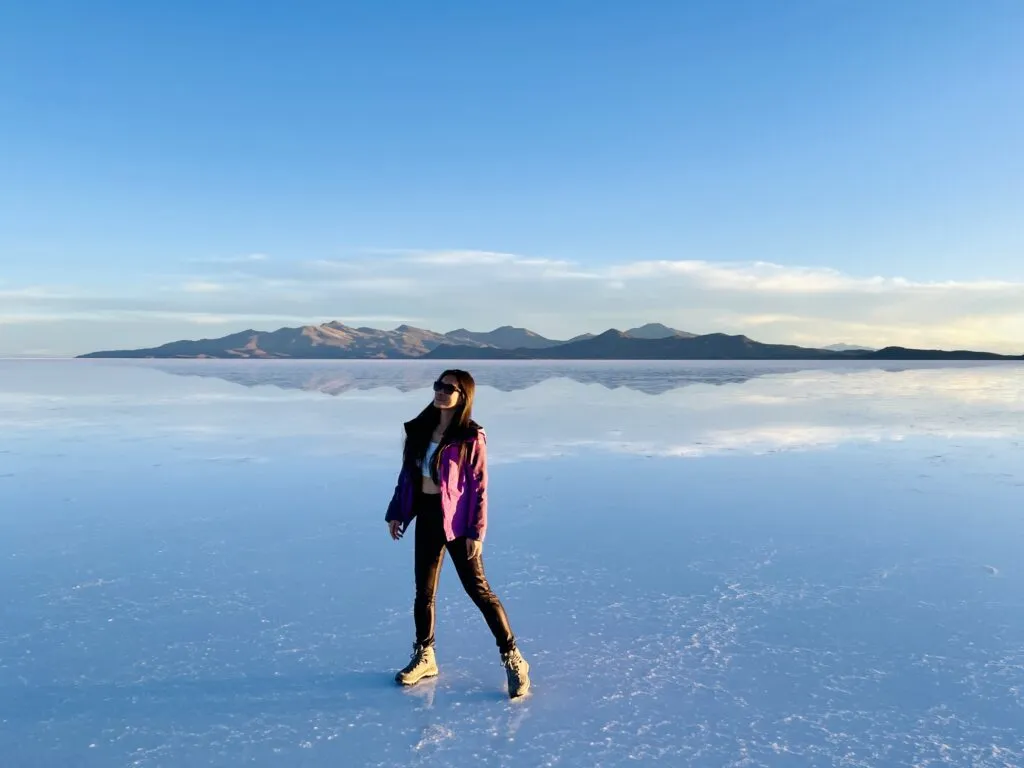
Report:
433,380,461,396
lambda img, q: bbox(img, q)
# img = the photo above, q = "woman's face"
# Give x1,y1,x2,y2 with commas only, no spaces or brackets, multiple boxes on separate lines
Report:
433,374,461,410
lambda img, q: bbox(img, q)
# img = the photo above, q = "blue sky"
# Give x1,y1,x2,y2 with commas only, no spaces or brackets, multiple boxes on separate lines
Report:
2,0,1023,355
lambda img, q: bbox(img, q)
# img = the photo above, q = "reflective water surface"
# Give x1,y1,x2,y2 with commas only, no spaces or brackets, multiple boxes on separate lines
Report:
1,360,1022,766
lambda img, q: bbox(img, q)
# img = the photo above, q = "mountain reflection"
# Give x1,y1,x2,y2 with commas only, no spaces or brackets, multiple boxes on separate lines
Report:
4,359,1021,460
146,359,946,396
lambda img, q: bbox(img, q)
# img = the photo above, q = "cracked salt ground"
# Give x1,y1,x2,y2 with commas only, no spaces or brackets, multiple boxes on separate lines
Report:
1,360,1023,767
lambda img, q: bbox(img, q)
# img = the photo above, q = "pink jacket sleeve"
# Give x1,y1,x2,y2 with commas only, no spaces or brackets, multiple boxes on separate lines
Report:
468,433,488,541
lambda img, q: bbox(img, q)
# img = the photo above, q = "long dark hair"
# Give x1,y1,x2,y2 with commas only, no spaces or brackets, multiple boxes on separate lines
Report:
403,369,478,483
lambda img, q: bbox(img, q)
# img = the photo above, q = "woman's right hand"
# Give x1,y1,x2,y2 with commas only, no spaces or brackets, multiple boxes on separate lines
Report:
388,520,404,540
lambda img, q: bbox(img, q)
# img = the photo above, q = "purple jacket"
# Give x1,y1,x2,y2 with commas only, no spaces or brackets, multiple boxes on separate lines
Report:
385,423,489,542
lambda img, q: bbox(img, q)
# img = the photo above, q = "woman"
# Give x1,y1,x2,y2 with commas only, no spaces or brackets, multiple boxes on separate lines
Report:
384,369,531,699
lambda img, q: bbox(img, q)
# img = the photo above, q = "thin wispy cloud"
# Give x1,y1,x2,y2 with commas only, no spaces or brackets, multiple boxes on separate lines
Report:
608,260,1020,294
181,281,229,294
0,286,82,300
409,250,518,265
405,250,571,269
2,311,317,325
187,253,270,265
0,313,72,325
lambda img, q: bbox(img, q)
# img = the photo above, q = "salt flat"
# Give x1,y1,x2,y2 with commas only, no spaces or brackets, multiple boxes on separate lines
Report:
1,360,1022,767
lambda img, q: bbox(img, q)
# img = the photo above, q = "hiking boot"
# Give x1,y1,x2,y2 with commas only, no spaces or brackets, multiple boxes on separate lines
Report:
395,643,438,686
501,647,531,698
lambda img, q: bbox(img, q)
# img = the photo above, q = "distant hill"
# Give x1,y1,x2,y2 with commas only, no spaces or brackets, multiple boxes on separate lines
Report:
624,323,696,339
824,343,876,352
77,322,1024,361
444,325,563,349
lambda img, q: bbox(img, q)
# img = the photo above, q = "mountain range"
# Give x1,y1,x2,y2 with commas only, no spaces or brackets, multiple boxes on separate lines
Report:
77,321,1022,361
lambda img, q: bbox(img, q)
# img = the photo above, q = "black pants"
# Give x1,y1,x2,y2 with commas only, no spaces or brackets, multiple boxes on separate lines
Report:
413,493,516,654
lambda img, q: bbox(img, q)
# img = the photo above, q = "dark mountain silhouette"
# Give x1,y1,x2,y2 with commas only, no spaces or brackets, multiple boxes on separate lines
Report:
624,323,696,339
444,325,563,349
77,322,1023,361
427,330,836,360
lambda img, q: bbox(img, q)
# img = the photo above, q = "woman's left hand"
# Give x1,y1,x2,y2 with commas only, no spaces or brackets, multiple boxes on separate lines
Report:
466,538,482,560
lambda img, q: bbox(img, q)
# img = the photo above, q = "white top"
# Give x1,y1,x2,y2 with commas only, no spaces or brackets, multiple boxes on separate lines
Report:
421,441,440,477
